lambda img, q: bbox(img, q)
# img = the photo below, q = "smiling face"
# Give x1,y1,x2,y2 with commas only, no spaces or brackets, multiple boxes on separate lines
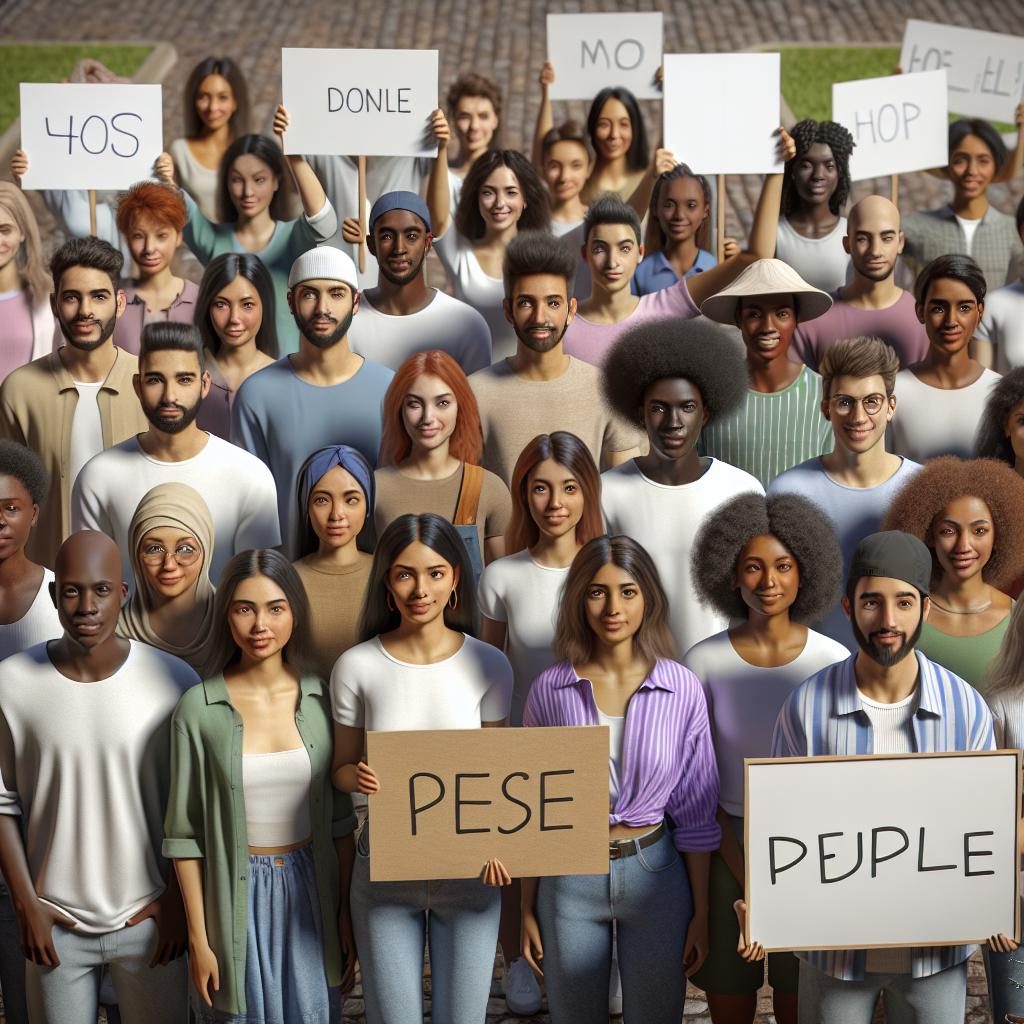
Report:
53,533,127,651
584,560,645,649
657,176,708,245
386,540,459,629
593,97,633,163
585,222,642,295
735,533,800,619
504,272,574,353
641,378,708,462
845,575,926,667
478,166,524,233
948,133,997,201
0,473,37,563
308,464,367,552
823,373,895,456
454,95,498,154
195,73,237,134
401,373,458,455
209,274,263,351
792,142,838,207
228,573,294,665
54,264,125,351
929,495,994,585
917,277,984,357
543,139,591,205
370,209,431,286
126,212,182,281
138,526,203,601
227,153,278,220
0,204,25,273
526,458,585,542
289,278,356,349
738,293,797,365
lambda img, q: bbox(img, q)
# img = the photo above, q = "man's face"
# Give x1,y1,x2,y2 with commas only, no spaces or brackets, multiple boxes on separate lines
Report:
640,377,708,462
53,265,125,351
845,212,903,282
135,349,209,435
289,279,357,349
822,373,894,456
738,293,797,366
51,533,128,651
368,210,431,286
844,575,927,668
583,222,642,296
503,273,576,353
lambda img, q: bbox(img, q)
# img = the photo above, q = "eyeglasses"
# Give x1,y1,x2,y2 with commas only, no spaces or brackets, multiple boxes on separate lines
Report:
140,542,201,568
828,393,887,416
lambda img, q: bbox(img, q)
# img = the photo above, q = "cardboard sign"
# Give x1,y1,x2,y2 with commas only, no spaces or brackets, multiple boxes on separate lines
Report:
366,726,610,881
546,13,663,101
281,48,439,157
901,20,1024,122
745,751,1021,951
833,70,949,181
19,83,163,191
663,54,783,175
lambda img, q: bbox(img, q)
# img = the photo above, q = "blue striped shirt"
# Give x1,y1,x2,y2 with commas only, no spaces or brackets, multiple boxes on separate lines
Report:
770,651,995,981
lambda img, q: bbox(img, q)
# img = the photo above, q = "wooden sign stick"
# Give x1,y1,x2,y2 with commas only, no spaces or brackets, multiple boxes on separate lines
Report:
716,174,726,262
357,156,367,273
88,189,97,237
890,173,900,208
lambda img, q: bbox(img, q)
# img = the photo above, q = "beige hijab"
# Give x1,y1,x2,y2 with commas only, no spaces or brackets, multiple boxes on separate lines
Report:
119,482,219,677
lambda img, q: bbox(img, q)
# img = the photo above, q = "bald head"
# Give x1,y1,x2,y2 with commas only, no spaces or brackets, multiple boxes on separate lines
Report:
52,531,127,649
55,530,123,585
848,195,900,234
845,196,903,282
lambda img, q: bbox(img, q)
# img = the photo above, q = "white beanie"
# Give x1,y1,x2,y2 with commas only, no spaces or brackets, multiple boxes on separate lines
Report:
287,246,359,290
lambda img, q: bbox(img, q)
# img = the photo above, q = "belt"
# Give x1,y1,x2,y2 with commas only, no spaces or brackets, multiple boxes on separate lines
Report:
608,822,665,860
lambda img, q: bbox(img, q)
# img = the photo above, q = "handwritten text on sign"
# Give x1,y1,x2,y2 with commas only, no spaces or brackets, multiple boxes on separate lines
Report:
281,48,439,158
19,83,163,191
546,13,663,101
745,752,1020,951
832,70,949,181
366,726,610,881
901,20,1024,123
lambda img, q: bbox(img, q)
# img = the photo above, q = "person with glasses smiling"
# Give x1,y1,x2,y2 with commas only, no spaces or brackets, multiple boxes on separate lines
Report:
770,337,922,652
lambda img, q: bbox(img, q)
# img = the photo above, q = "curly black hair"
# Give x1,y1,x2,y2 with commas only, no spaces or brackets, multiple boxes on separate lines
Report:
782,119,855,218
0,439,49,506
975,367,1024,465
691,492,843,623
601,319,749,425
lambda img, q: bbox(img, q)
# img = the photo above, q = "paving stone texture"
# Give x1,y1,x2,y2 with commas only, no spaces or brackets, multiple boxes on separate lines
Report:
2,0,1023,1020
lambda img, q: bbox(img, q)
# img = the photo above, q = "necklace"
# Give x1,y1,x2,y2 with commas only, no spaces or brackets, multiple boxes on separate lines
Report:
929,597,992,615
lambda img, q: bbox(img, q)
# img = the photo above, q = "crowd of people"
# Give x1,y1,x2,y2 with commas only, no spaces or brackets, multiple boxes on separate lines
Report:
0,42,1023,1024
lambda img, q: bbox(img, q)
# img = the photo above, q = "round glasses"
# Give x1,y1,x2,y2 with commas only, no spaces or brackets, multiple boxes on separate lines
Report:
829,393,887,416
140,542,201,568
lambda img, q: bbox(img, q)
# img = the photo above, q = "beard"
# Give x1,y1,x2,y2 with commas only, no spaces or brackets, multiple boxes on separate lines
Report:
58,310,118,352
853,258,896,283
377,251,426,287
294,308,354,350
143,398,202,435
514,317,569,354
851,613,924,668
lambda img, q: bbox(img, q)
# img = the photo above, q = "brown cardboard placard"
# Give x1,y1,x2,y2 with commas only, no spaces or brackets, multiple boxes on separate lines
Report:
366,726,611,881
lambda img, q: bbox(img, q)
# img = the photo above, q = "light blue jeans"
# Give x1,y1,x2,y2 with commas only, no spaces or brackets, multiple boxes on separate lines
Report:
350,828,500,1024
536,831,691,1024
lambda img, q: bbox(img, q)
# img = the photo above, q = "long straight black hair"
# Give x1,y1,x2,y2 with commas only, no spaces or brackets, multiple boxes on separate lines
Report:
218,134,288,223
586,86,649,172
195,252,279,358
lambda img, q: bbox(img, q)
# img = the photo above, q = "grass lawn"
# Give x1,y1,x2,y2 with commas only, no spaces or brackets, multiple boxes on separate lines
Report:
0,43,154,135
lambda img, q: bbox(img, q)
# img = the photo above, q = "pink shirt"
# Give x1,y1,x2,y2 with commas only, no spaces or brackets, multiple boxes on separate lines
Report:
563,277,700,366
0,290,37,384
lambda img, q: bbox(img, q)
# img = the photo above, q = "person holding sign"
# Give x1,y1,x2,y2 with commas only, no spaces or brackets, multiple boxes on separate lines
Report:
684,493,848,1024
883,456,1024,689
164,549,356,1022
974,197,1024,373
521,533,720,1023
766,530,1000,1023
330,513,514,1024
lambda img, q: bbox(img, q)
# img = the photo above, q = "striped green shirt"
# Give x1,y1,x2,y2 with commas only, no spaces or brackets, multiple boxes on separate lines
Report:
700,366,832,488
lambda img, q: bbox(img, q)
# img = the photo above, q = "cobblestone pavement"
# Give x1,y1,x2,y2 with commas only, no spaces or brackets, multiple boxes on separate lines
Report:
2,1,1021,1021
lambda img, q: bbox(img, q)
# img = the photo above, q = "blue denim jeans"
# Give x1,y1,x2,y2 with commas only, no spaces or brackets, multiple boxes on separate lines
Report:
536,831,692,1024
0,879,28,1024
350,828,500,1024
986,943,1024,1023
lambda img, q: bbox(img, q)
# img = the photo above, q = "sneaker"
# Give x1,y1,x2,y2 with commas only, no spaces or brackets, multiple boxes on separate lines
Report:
608,955,622,1015
503,955,543,1016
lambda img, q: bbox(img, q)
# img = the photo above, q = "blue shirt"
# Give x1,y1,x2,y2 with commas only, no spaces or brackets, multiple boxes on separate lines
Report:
632,248,717,296
771,651,995,981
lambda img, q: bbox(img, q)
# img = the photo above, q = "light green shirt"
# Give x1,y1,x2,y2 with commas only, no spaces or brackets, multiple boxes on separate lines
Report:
163,674,356,1015
917,616,1012,693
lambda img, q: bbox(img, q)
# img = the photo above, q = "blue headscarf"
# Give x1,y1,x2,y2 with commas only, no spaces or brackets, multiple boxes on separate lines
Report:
295,445,376,558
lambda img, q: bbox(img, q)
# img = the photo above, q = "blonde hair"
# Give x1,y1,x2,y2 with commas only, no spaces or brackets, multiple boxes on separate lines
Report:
0,183,50,307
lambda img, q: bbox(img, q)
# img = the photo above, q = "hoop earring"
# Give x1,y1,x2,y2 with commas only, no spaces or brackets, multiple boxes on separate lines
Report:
386,592,395,612
448,589,459,610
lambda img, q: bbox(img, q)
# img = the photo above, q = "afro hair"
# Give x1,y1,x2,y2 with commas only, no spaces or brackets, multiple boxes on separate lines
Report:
975,367,1024,466
883,456,1024,590
0,440,48,507
602,319,749,426
691,492,843,623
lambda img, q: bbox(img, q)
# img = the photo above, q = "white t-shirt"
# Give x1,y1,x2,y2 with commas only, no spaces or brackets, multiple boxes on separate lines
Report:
683,629,849,815
954,214,981,256
478,550,568,725
977,280,1024,373
0,640,198,932
348,288,492,374
71,432,281,588
601,459,764,655
775,216,851,294
331,633,513,731
0,569,61,660
888,367,1001,463
68,381,104,490
595,705,625,805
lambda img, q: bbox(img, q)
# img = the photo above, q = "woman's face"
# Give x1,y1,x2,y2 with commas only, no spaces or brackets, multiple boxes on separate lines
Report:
0,205,25,274
228,154,278,220
584,561,645,648
308,465,367,552
195,73,238,134
208,273,263,350
792,142,838,207
127,212,181,280
735,533,801,619
138,525,203,601
918,277,983,356
228,573,294,663
454,95,498,154
948,133,997,200
0,473,37,562
478,166,524,233
543,140,591,205
386,540,459,628
593,97,633,163
1004,397,1024,468
930,495,995,584
527,458,585,542
402,373,458,454
657,176,708,245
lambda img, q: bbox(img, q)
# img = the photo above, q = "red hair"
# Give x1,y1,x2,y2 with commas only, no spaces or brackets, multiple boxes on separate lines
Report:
378,350,483,466
116,181,187,236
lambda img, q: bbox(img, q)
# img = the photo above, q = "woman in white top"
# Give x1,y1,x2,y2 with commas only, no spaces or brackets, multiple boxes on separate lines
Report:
683,492,848,1024
331,513,513,1024
536,120,592,237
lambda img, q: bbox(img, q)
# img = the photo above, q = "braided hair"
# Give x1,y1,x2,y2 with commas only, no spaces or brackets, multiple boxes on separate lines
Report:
782,119,855,218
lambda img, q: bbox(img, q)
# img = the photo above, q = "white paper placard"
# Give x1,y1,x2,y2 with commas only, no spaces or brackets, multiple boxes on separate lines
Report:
746,752,1020,951
546,13,663,101
281,48,439,157
901,19,1024,122
663,53,782,175
832,70,949,181
19,83,163,191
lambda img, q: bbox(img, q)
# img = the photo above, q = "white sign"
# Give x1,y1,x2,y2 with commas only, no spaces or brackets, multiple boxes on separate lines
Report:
745,752,1020,951
19,83,163,191
901,20,1024,122
663,54,783,175
281,48,439,158
546,13,663,101
833,70,949,181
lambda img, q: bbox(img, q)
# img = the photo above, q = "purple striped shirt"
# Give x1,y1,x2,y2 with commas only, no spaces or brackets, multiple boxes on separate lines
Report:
523,658,721,852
